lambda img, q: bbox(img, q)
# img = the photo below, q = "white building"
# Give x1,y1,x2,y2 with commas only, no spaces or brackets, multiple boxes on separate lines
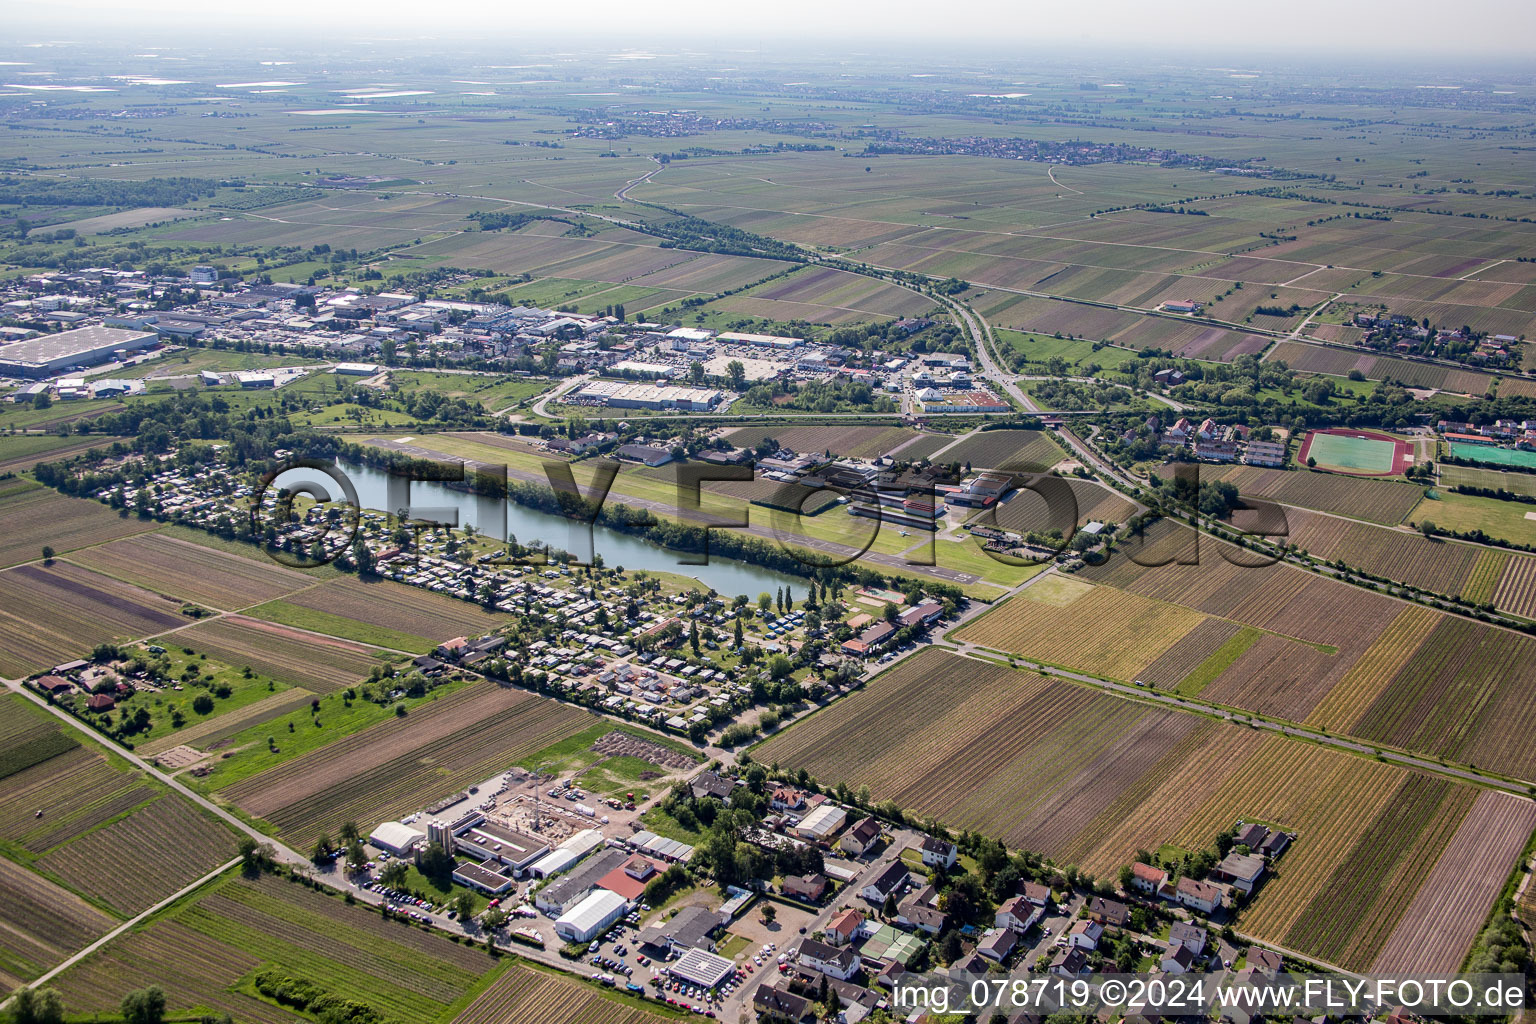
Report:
554,889,628,943
369,821,426,857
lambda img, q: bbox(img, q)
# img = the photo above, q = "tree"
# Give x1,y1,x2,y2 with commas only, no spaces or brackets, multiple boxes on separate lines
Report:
380,860,409,888
882,892,899,919
689,361,705,385
40,546,55,564
310,834,333,864
340,820,361,844
452,891,476,920
192,693,215,715
120,986,166,1024
345,840,368,873
726,360,746,390
11,987,65,1024
237,836,271,877
760,903,777,925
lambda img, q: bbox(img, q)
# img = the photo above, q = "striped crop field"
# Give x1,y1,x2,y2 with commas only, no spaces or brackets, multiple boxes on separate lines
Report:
1493,552,1536,619
1286,510,1481,599
1305,605,1440,733
1216,465,1424,525
452,963,674,1024
1133,619,1243,689
1462,548,1511,605
757,650,1530,973
52,872,505,1024
953,578,1204,681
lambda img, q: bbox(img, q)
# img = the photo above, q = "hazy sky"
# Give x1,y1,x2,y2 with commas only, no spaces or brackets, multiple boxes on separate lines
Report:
7,0,1536,58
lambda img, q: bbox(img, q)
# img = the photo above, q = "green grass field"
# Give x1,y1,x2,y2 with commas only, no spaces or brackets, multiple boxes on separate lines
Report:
1412,490,1536,545
1306,431,1397,473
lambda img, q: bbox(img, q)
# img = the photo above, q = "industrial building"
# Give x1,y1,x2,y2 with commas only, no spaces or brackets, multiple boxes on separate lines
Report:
571,380,723,411
0,326,158,378
452,860,515,895
368,821,426,857
665,948,737,989
554,888,628,943
432,812,549,877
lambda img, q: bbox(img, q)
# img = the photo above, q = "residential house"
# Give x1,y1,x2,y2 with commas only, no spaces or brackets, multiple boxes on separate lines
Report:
1168,922,1207,959
1021,881,1052,908
995,895,1041,933
920,836,958,870
753,984,815,1024
1069,919,1103,951
1176,877,1224,914
1160,943,1196,975
860,862,910,904
770,787,808,812
1050,947,1090,977
1234,823,1269,850
1087,897,1130,929
1246,947,1284,974
895,885,947,935
1130,862,1168,894
1259,832,1290,859
825,908,864,947
977,928,1017,962
839,816,881,857
783,873,829,903
689,771,735,803
796,938,860,981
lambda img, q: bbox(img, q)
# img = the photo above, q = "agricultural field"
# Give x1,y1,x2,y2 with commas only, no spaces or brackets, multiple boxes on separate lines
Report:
0,561,188,676
935,428,1062,470
1214,465,1424,525
0,857,115,996
723,424,923,459
706,265,932,325
175,615,392,692
34,792,238,915
247,576,509,653
0,478,157,570
975,478,1139,536
51,872,504,1024
452,962,675,1024
1285,509,1483,599
66,532,317,610
756,649,1530,972
1411,490,1536,548
953,575,1206,681
1439,462,1536,499
1268,341,1497,395
1080,519,1536,780
217,682,592,846
0,434,130,475
384,370,553,412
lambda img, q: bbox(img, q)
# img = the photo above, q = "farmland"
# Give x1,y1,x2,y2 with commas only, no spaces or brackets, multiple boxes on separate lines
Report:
723,424,925,459
0,858,114,997
247,576,509,653
51,872,503,1024
66,532,317,610
1076,519,1536,779
707,265,932,324
453,963,675,1024
1268,341,1496,394
953,578,1206,682
0,561,188,676
1411,490,1536,548
0,434,130,475
934,428,1063,470
1214,465,1423,525
1284,509,1483,600
756,649,1527,971
0,479,156,570
175,615,391,692
34,792,238,915
217,682,593,845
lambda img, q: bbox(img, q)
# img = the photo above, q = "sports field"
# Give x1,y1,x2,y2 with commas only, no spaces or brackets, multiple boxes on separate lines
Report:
1300,429,1409,476
1450,442,1536,469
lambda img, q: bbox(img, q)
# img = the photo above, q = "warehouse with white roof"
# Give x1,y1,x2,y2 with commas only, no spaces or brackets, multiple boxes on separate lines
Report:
0,326,158,377
554,888,628,943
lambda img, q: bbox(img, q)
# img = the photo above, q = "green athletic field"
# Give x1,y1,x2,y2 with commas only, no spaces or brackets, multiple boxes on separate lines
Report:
1306,431,1397,473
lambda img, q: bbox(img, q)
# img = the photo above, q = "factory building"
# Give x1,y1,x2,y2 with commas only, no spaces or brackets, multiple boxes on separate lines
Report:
554,889,629,943
0,326,158,378
572,380,723,411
